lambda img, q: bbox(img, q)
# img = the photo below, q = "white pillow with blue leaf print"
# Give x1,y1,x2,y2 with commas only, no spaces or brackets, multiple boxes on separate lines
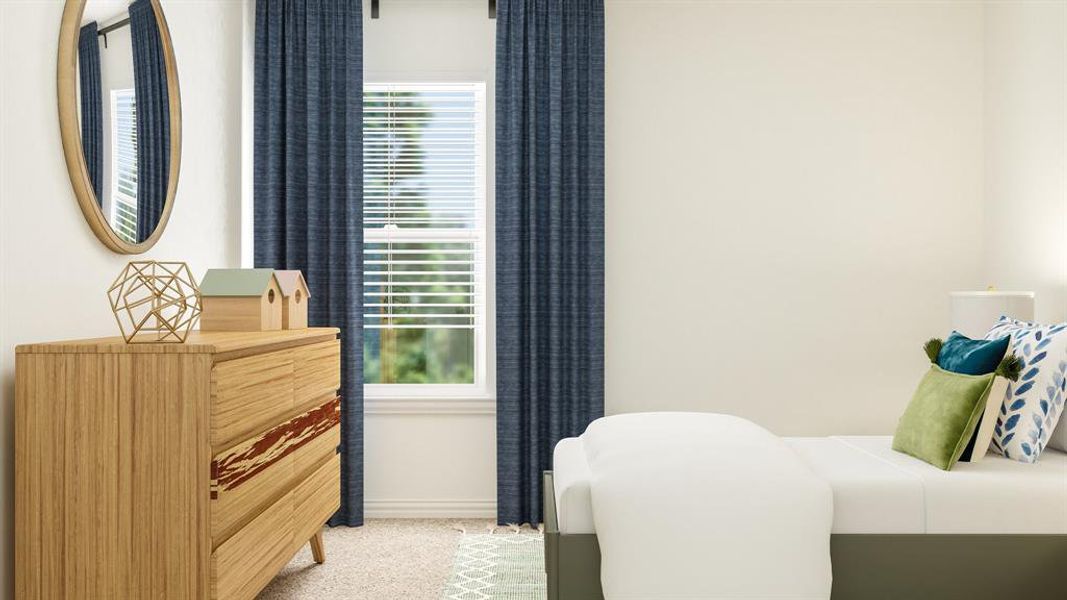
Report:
983,317,1067,463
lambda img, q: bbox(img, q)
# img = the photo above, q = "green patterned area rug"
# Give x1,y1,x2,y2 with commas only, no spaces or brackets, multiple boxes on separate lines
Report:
441,532,546,600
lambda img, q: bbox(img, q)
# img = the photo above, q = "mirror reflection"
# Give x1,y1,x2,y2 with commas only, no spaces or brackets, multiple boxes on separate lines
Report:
77,0,170,244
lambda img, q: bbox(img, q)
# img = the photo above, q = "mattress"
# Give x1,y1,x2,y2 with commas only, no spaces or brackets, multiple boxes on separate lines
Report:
552,435,1067,535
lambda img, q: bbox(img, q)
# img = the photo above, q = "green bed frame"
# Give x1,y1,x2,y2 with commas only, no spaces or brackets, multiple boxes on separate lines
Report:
543,471,1067,599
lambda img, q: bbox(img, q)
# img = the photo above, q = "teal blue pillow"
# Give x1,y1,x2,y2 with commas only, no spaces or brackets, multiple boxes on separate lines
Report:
936,332,1009,375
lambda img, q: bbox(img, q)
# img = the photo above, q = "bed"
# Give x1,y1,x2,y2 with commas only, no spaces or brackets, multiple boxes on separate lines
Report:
545,434,1067,599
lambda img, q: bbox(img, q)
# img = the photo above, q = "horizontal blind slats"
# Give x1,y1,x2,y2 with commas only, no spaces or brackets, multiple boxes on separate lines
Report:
363,83,486,330
111,88,138,244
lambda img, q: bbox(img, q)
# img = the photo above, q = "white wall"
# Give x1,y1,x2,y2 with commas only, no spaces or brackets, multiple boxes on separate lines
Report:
983,0,1067,325
0,0,245,597
358,0,1027,512
361,0,498,517
605,0,987,434
356,0,1063,512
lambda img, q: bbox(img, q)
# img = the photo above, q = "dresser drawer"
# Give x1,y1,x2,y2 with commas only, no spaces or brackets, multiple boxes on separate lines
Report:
211,486,295,600
211,348,295,449
294,453,341,542
212,340,340,449
210,397,341,544
294,340,341,408
210,454,340,600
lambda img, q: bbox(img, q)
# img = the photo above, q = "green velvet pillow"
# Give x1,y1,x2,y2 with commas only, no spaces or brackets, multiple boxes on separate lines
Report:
892,365,995,470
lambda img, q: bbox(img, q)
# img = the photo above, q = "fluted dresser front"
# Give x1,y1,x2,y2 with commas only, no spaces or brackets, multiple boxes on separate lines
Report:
15,328,342,599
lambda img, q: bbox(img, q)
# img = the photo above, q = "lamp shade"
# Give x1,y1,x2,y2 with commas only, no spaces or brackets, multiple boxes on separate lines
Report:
949,291,1034,339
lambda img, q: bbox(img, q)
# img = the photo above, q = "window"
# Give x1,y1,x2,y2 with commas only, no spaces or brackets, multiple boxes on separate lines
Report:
110,88,138,244
363,82,488,398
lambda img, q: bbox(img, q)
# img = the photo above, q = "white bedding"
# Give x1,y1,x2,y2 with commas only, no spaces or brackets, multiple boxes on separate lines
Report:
808,436,1067,534
579,413,833,600
554,434,1067,536
786,437,924,533
552,437,595,534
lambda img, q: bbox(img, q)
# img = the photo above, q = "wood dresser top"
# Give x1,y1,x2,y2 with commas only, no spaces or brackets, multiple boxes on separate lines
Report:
16,327,340,356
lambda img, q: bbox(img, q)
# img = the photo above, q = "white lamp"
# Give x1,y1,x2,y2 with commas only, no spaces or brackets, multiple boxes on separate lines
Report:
949,290,1034,338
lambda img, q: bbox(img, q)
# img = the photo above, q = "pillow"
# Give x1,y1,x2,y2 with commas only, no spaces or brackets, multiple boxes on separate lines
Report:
936,332,1010,375
958,376,1009,462
931,332,1010,461
892,365,996,470
984,317,1067,462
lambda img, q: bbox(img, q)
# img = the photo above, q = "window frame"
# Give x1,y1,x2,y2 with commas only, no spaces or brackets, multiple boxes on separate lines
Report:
362,78,494,404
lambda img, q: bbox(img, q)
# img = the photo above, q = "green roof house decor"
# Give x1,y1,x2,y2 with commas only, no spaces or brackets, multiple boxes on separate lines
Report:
199,268,283,331
274,270,311,329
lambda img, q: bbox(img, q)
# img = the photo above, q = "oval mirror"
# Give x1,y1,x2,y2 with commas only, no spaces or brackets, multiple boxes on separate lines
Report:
57,0,180,254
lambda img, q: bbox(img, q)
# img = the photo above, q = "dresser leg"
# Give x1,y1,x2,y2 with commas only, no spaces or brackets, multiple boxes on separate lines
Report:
310,530,326,564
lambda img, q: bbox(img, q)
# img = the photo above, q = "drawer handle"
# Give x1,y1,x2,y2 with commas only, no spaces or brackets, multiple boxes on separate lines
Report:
211,396,341,499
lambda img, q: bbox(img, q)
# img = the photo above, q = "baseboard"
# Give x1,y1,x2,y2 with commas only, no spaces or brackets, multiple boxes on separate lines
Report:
364,499,497,519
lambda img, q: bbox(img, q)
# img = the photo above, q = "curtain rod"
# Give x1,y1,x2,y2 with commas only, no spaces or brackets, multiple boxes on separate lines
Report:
371,0,496,19
96,17,130,49
97,17,130,36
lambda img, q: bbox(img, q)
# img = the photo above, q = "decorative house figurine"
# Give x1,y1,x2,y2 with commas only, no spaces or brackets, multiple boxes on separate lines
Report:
274,270,311,329
199,269,283,331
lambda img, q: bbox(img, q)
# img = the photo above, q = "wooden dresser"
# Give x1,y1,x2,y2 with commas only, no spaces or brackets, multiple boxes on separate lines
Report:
15,328,343,599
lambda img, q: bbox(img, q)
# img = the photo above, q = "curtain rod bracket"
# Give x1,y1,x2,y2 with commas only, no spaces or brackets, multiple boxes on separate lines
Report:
371,0,379,19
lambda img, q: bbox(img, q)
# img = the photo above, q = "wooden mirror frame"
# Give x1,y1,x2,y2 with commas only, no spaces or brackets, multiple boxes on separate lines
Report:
57,0,181,254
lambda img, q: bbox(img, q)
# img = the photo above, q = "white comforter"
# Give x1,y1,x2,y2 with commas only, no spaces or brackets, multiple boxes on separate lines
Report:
581,413,834,600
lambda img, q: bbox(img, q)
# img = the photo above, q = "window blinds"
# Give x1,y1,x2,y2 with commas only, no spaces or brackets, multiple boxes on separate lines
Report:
363,83,487,331
111,89,138,243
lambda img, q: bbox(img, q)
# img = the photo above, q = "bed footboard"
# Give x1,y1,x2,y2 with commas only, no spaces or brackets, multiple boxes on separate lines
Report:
544,471,604,600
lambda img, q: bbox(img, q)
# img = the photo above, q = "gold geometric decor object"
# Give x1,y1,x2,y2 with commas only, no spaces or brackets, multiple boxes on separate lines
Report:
107,261,202,343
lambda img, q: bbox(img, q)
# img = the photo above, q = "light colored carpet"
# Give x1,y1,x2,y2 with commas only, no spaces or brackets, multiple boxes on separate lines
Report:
258,519,499,600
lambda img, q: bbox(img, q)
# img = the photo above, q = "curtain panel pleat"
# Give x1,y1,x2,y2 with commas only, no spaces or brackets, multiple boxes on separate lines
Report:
129,0,170,242
78,22,103,204
495,0,606,525
253,0,364,526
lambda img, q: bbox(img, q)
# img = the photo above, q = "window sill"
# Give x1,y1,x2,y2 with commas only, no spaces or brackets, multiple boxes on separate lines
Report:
364,397,496,416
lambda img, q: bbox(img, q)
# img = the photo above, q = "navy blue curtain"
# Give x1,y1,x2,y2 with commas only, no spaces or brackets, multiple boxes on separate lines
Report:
496,0,605,525
78,22,103,204
129,0,170,242
254,0,364,526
